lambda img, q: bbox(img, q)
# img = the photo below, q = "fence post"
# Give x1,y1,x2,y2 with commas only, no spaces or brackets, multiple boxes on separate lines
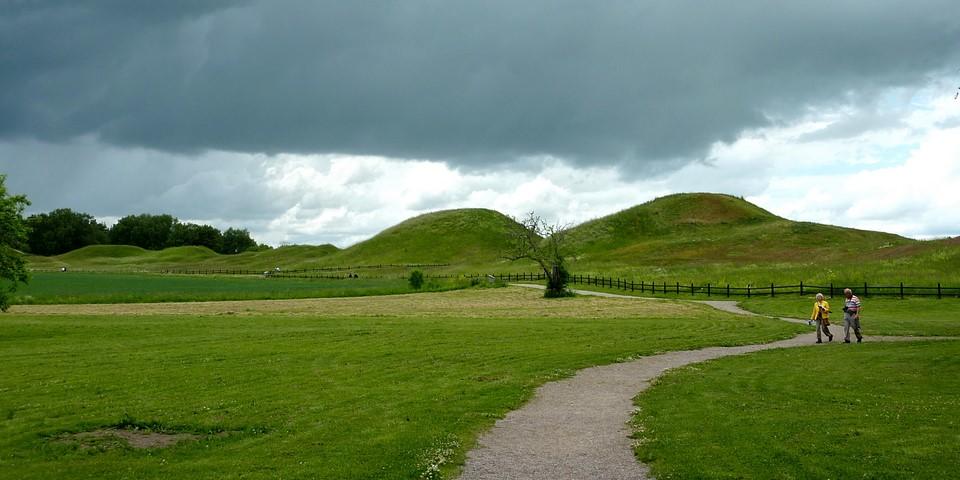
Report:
726,284,730,297
690,282,694,296
771,283,775,297
800,281,804,296
747,285,751,298
938,283,942,299
900,282,904,299
707,283,711,297
864,282,868,298
676,282,680,295
829,283,833,298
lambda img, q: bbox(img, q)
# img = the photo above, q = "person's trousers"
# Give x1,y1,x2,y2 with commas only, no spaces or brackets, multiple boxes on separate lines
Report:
844,316,862,341
816,319,832,341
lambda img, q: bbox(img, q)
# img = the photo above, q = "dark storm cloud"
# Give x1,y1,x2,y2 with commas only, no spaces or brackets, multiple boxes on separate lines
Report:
2,0,959,169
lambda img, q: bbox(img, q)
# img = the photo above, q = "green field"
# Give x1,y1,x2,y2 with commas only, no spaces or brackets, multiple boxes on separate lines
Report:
738,296,960,336
0,288,803,479
7,192,960,479
11,272,469,305
633,340,960,479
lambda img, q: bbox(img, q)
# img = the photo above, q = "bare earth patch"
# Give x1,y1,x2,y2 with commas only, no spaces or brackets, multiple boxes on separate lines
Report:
10,286,703,319
57,428,200,450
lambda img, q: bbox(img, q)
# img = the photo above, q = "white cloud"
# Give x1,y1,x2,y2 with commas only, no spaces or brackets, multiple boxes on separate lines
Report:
2,80,959,247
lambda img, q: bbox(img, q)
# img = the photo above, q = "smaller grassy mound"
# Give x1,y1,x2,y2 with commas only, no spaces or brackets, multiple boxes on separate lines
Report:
331,208,522,266
633,341,960,480
58,245,150,261
31,244,341,272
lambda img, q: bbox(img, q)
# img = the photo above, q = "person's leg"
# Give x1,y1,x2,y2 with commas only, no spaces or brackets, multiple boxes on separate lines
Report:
816,320,823,342
844,317,852,342
854,317,863,342
823,322,833,341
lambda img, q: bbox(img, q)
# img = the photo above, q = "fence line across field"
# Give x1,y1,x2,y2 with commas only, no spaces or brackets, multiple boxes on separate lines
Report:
465,273,959,299
38,266,957,299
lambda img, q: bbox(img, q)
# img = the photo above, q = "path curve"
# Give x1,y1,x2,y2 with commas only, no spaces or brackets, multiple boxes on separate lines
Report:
461,286,950,479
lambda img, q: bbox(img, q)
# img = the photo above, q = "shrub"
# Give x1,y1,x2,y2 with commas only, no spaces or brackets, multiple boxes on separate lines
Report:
409,270,425,290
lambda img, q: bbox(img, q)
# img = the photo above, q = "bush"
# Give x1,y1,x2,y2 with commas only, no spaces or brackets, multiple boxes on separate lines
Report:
409,270,425,290
543,287,575,298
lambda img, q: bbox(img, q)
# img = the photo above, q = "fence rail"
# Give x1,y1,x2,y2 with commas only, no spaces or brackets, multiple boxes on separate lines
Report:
35,266,957,299
158,263,449,276
467,273,959,299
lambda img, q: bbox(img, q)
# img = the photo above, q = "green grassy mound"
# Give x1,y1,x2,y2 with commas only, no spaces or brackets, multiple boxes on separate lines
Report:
330,208,522,266
22,194,960,285
566,192,912,267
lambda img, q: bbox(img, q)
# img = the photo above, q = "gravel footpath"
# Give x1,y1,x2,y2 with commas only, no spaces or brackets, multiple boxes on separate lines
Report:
459,286,946,479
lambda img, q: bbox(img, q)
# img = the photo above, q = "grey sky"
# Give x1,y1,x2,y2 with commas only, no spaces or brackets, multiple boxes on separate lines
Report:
4,1,958,167
1,1,959,245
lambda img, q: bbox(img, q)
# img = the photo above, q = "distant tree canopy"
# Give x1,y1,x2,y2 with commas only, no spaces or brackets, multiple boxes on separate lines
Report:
221,227,258,254
0,174,30,311
23,209,264,256
26,208,109,256
109,214,176,251
168,222,224,253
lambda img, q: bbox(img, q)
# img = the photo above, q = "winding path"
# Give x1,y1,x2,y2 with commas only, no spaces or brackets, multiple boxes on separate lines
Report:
458,285,948,479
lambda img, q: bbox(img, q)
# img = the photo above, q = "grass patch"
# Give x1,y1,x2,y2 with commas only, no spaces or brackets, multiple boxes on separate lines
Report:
0,288,803,479
633,340,960,480
11,272,469,304
738,296,960,336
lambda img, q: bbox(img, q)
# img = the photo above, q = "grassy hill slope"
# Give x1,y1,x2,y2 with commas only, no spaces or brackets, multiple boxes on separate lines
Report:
567,193,912,266
326,208,521,267
36,244,340,272
23,195,960,284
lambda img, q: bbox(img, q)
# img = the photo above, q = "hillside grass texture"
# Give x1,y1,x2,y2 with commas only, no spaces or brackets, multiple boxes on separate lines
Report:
633,340,960,479
0,288,804,480
22,194,960,286
11,272,471,305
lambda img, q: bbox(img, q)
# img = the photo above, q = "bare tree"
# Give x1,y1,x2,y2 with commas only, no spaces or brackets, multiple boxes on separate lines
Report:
504,212,573,297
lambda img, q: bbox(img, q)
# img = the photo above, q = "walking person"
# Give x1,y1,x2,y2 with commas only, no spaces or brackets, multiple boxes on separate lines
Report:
842,288,863,343
810,293,833,343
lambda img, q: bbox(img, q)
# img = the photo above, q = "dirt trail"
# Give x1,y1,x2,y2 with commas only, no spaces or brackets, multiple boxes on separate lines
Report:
462,285,949,479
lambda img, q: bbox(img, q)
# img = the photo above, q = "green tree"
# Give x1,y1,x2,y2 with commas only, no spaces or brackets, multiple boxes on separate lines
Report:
109,214,175,250
505,212,574,298
0,174,30,311
221,227,257,254
168,222,224,252
26,208,109,256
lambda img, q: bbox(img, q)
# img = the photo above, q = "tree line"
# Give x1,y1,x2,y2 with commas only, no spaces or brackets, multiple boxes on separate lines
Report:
24,209,269,256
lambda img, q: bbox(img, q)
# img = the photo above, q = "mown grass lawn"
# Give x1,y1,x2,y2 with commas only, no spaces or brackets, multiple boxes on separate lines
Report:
551,282,960,337
0,287,803,479
12,272,466,304
738,296,960,336
633,340,960,480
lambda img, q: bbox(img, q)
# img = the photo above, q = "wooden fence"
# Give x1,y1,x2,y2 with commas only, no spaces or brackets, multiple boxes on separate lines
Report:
158,263,449,276
468,273,959,299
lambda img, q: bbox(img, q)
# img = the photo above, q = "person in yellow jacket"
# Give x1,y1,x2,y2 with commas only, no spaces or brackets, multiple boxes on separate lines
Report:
810,293,834,343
